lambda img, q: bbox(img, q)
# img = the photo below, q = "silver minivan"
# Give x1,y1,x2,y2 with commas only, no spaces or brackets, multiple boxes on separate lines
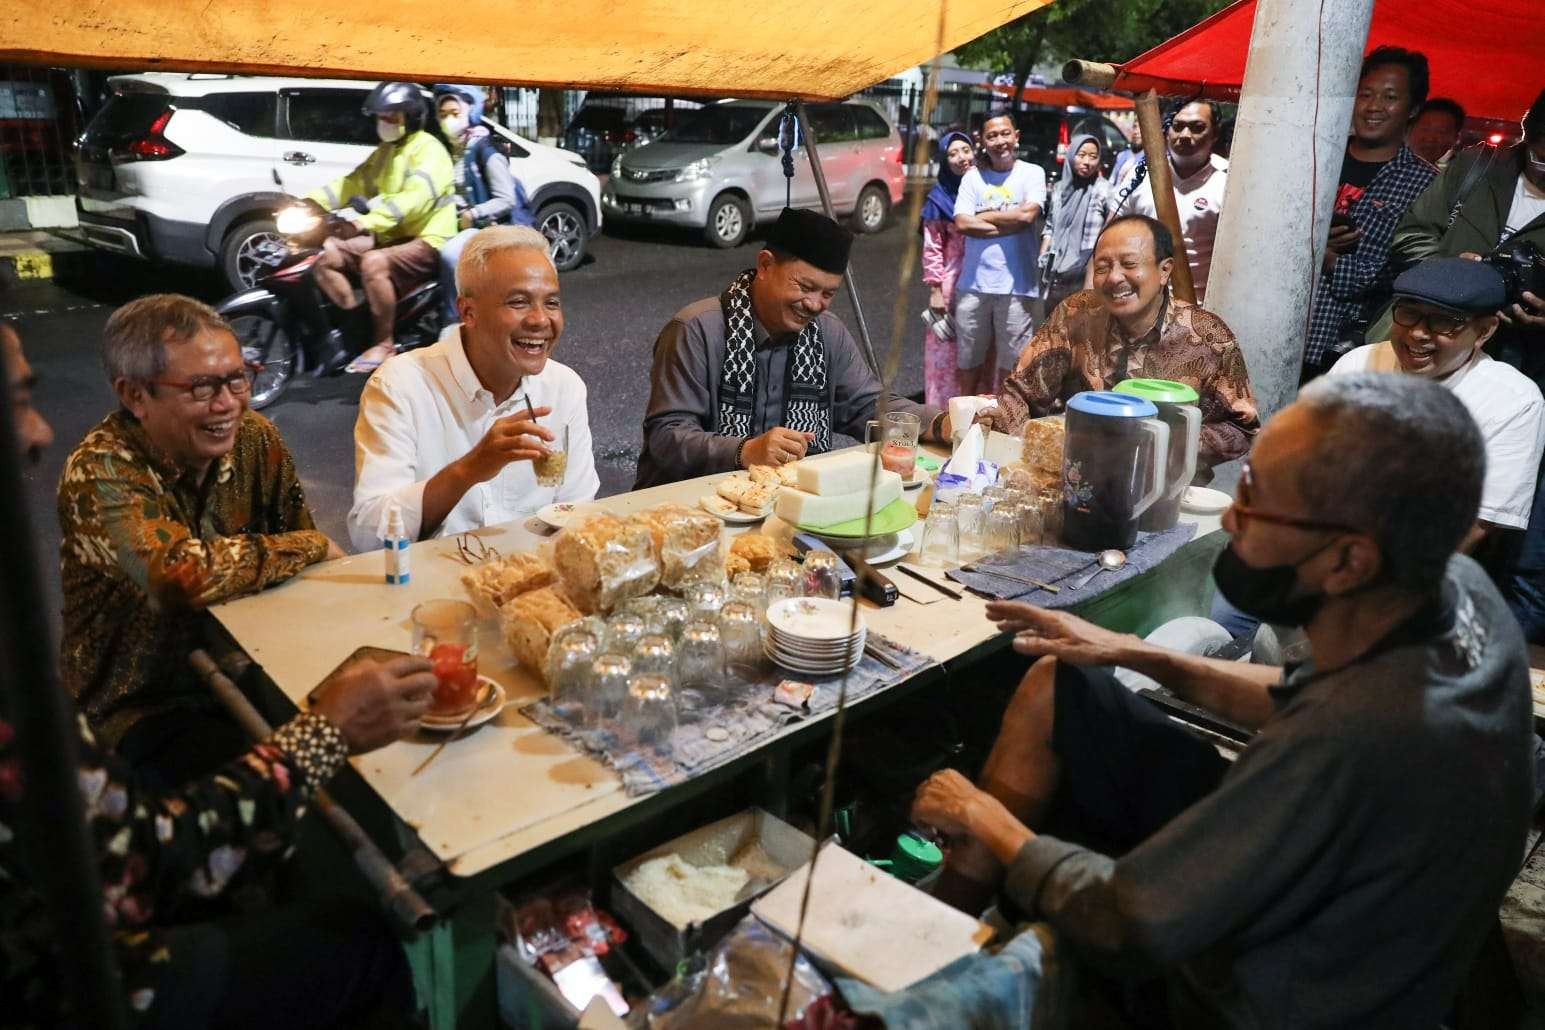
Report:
603,99,906,247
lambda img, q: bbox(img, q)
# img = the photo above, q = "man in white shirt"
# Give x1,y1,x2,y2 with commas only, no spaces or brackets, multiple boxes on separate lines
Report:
1118,101,1229,304
953,110,1048,386
349,225,599,550
1331,257,1545,547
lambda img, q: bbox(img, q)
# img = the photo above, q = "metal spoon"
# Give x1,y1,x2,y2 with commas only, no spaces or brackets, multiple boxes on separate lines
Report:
1066,548,1127,590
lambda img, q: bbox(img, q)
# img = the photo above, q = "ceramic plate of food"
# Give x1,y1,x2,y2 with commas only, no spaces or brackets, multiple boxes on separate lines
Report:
699,494,767,523
418,677,507,732
536,501,600,530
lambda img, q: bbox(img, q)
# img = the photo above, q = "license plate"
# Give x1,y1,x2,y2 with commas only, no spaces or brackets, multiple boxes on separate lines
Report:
625,204,650,217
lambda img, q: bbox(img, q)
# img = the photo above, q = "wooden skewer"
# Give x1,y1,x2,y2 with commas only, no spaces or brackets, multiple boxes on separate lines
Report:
411,682,496,777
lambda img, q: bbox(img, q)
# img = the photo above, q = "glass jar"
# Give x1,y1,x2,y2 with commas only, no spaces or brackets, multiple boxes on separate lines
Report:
956,492,986,559
985,505,1021,555
632,634,676,679
647,597,691,643
1016,496,1045,547
676,620,725,709
802,551,842,600
685,581,726,623
731,572,767,611
587,653,633,729
604,612,647,656
623,673,677,751
550,630,598,723
1037,484,1063,543
919,500,960,568
719,601,764,681
764,558,804,609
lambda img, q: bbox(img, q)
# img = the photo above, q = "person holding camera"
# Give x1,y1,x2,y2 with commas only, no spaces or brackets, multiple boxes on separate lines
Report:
1300,47,1436,382
1392,89,1545,640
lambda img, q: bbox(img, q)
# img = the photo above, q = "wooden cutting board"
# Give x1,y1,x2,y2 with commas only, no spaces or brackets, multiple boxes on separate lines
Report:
752,843,993,993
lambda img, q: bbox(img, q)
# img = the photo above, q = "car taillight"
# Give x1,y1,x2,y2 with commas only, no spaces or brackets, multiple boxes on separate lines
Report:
623,130,637,144
1055,118,1070,164
123,110,183,161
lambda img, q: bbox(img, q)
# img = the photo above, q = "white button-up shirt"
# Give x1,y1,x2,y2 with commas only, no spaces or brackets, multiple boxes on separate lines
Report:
349,326,600,551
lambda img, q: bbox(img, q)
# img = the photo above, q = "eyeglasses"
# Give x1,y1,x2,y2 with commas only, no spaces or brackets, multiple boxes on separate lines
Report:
1390,302,1471,338
1230,459,1359,534
147,367,255,402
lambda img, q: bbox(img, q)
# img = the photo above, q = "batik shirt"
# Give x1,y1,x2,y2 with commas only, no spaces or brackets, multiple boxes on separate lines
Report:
976,290,1260,471
0,708,347,1026
58,411,327,746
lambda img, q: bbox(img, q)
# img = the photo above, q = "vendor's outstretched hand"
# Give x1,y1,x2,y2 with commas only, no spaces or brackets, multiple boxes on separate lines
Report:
312,655,437,753
985,600,1133,666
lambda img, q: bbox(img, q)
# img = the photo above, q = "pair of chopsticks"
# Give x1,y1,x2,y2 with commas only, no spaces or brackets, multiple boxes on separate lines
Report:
894,562,962,600
411,681,496,777
863,637,907,671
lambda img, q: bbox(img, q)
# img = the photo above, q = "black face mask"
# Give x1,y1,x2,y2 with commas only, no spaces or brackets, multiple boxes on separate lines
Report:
1212,541,1333,627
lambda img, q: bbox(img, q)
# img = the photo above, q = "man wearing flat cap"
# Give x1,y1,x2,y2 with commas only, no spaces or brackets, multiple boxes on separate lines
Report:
635,207,947,487
1332,256,1545,554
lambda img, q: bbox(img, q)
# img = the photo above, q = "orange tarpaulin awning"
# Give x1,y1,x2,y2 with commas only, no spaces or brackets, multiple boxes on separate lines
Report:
1112,0,1544,123
4,1,1053,101
987,83,1135,111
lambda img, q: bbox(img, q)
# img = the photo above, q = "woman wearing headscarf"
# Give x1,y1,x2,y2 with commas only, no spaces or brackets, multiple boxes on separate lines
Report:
920,131,997,406
1040,134,1115,314
433,84,535,323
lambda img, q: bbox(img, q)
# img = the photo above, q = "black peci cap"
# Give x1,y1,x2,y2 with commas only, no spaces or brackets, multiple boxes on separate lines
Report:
763,207,854,275
1391,257,1507,313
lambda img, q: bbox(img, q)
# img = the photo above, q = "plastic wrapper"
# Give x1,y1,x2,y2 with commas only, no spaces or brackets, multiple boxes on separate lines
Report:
630,504,725,590
1021,416,1066,482
554,513,662,614
500,587,583,678
461,551,555,614
632,915,830,1029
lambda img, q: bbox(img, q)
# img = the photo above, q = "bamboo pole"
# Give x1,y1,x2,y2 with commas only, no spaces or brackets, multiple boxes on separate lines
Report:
188,650,437,933
1133,89,1197,303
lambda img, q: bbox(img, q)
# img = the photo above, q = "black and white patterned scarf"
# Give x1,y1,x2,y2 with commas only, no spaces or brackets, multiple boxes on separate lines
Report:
715,268,831,452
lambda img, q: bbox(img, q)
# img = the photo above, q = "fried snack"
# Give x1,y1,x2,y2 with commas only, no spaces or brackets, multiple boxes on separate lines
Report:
747,464,782,487
725,553,752,578
1021,417,1066,478
630,504,724,589
777,463,800,487
715,476,756,505
699,494,740,518
737,484,776,515
729,532,781,573
553,513,661,613
461,551,555,611
501,586,582,677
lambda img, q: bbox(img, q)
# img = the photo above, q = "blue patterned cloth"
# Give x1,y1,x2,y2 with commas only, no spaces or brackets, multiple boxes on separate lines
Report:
1303,146,1437,370
945,523,1197,604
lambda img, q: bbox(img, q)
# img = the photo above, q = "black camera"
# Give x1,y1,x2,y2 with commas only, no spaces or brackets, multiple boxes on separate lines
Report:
1483,239,1545,306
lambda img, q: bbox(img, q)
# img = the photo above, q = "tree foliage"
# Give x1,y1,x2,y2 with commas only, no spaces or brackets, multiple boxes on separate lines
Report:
954,0,1232,113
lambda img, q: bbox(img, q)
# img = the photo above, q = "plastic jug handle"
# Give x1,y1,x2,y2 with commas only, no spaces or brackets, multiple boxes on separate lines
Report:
1177,405,1201,493
1132,417,1171,517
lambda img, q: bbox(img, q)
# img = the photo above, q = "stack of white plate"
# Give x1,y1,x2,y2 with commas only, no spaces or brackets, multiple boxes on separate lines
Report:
764,596,866,676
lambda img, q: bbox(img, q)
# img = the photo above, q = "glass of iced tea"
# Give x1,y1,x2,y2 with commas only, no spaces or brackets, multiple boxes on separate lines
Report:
411,599,480,717
534,423,570,488
865,411,921,479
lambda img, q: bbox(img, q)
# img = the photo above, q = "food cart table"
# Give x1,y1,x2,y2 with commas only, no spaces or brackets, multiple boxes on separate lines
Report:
207,450,1225,1027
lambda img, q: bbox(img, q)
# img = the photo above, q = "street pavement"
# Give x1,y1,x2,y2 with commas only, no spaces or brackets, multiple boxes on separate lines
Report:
6,216,938,632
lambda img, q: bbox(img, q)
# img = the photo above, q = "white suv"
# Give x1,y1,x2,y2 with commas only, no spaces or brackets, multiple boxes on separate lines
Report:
75,74,603,290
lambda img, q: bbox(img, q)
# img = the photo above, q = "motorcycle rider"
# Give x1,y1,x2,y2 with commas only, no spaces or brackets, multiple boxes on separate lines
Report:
433,83,536,324
304,82,457,373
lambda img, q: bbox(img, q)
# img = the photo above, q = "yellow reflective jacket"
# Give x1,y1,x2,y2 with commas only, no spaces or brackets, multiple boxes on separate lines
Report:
305,130,457,248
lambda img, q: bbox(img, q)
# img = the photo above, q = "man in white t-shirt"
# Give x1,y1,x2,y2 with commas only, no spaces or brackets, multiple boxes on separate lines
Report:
1118,101,1229,304
349,225,599,551
953,111,1047,383
1331,257,1545,547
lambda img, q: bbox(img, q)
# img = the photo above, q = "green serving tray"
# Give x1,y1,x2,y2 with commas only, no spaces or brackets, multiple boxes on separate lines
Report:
799,497,919,538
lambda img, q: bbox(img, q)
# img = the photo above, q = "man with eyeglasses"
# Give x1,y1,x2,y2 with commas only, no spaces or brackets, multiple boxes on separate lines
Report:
1331,257,1545,556
913,372,1532,1028
58,294,345,786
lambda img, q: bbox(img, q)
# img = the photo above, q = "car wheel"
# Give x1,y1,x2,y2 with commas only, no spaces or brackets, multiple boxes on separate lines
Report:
229,310,295,410
221,218,286,292
852,184,890,234
704,193,751,248
538,202,588,272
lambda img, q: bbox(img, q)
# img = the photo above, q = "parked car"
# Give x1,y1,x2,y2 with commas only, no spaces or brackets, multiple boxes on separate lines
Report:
969,107,1132,181
75,74,603,290
562,97,706,173
604,99,905,248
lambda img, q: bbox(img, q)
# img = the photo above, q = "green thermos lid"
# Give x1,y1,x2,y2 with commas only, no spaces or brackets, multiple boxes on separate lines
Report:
891,833,943,881
1113,378,1199,404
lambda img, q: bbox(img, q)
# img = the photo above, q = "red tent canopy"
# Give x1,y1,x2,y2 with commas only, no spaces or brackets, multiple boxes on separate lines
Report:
1113,0,1544,123
985,83,1135,111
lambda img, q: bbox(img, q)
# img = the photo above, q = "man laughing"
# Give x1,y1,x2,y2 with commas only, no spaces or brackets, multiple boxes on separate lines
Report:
349,225,598,550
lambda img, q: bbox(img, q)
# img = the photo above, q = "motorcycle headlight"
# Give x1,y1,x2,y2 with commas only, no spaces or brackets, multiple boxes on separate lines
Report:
672,157,720,183
275,205,320,236
610,155,624,178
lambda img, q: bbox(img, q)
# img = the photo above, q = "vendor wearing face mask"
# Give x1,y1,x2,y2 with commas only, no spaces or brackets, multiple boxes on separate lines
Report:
918,372,1533,1030
303,81,458,373
975,213,1259,476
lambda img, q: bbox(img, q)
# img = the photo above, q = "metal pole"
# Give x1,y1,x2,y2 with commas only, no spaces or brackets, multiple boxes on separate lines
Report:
793,99,882,377
188,650,438,933
1134,90,1198,304
1207,0,1376,420
0,356,128,1027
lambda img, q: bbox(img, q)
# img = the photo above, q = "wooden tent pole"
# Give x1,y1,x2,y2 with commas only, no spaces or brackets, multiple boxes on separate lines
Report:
1133,89,1197,303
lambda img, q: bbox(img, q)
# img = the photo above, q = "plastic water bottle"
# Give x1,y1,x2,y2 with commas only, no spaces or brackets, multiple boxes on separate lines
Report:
384,507,410,585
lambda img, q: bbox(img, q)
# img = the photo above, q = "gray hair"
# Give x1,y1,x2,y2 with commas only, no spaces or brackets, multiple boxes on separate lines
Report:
102,294,234,385
1293,372,1484,593
455,225,554,296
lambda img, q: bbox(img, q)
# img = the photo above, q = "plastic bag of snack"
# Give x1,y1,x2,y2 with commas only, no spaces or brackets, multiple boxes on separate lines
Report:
630,505,724,590
554,514,661,613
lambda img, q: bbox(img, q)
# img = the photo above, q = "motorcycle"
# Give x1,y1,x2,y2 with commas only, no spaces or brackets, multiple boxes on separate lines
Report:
216,199,445,409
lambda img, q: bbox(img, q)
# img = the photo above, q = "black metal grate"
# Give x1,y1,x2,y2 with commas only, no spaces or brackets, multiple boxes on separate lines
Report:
0,65,85,199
